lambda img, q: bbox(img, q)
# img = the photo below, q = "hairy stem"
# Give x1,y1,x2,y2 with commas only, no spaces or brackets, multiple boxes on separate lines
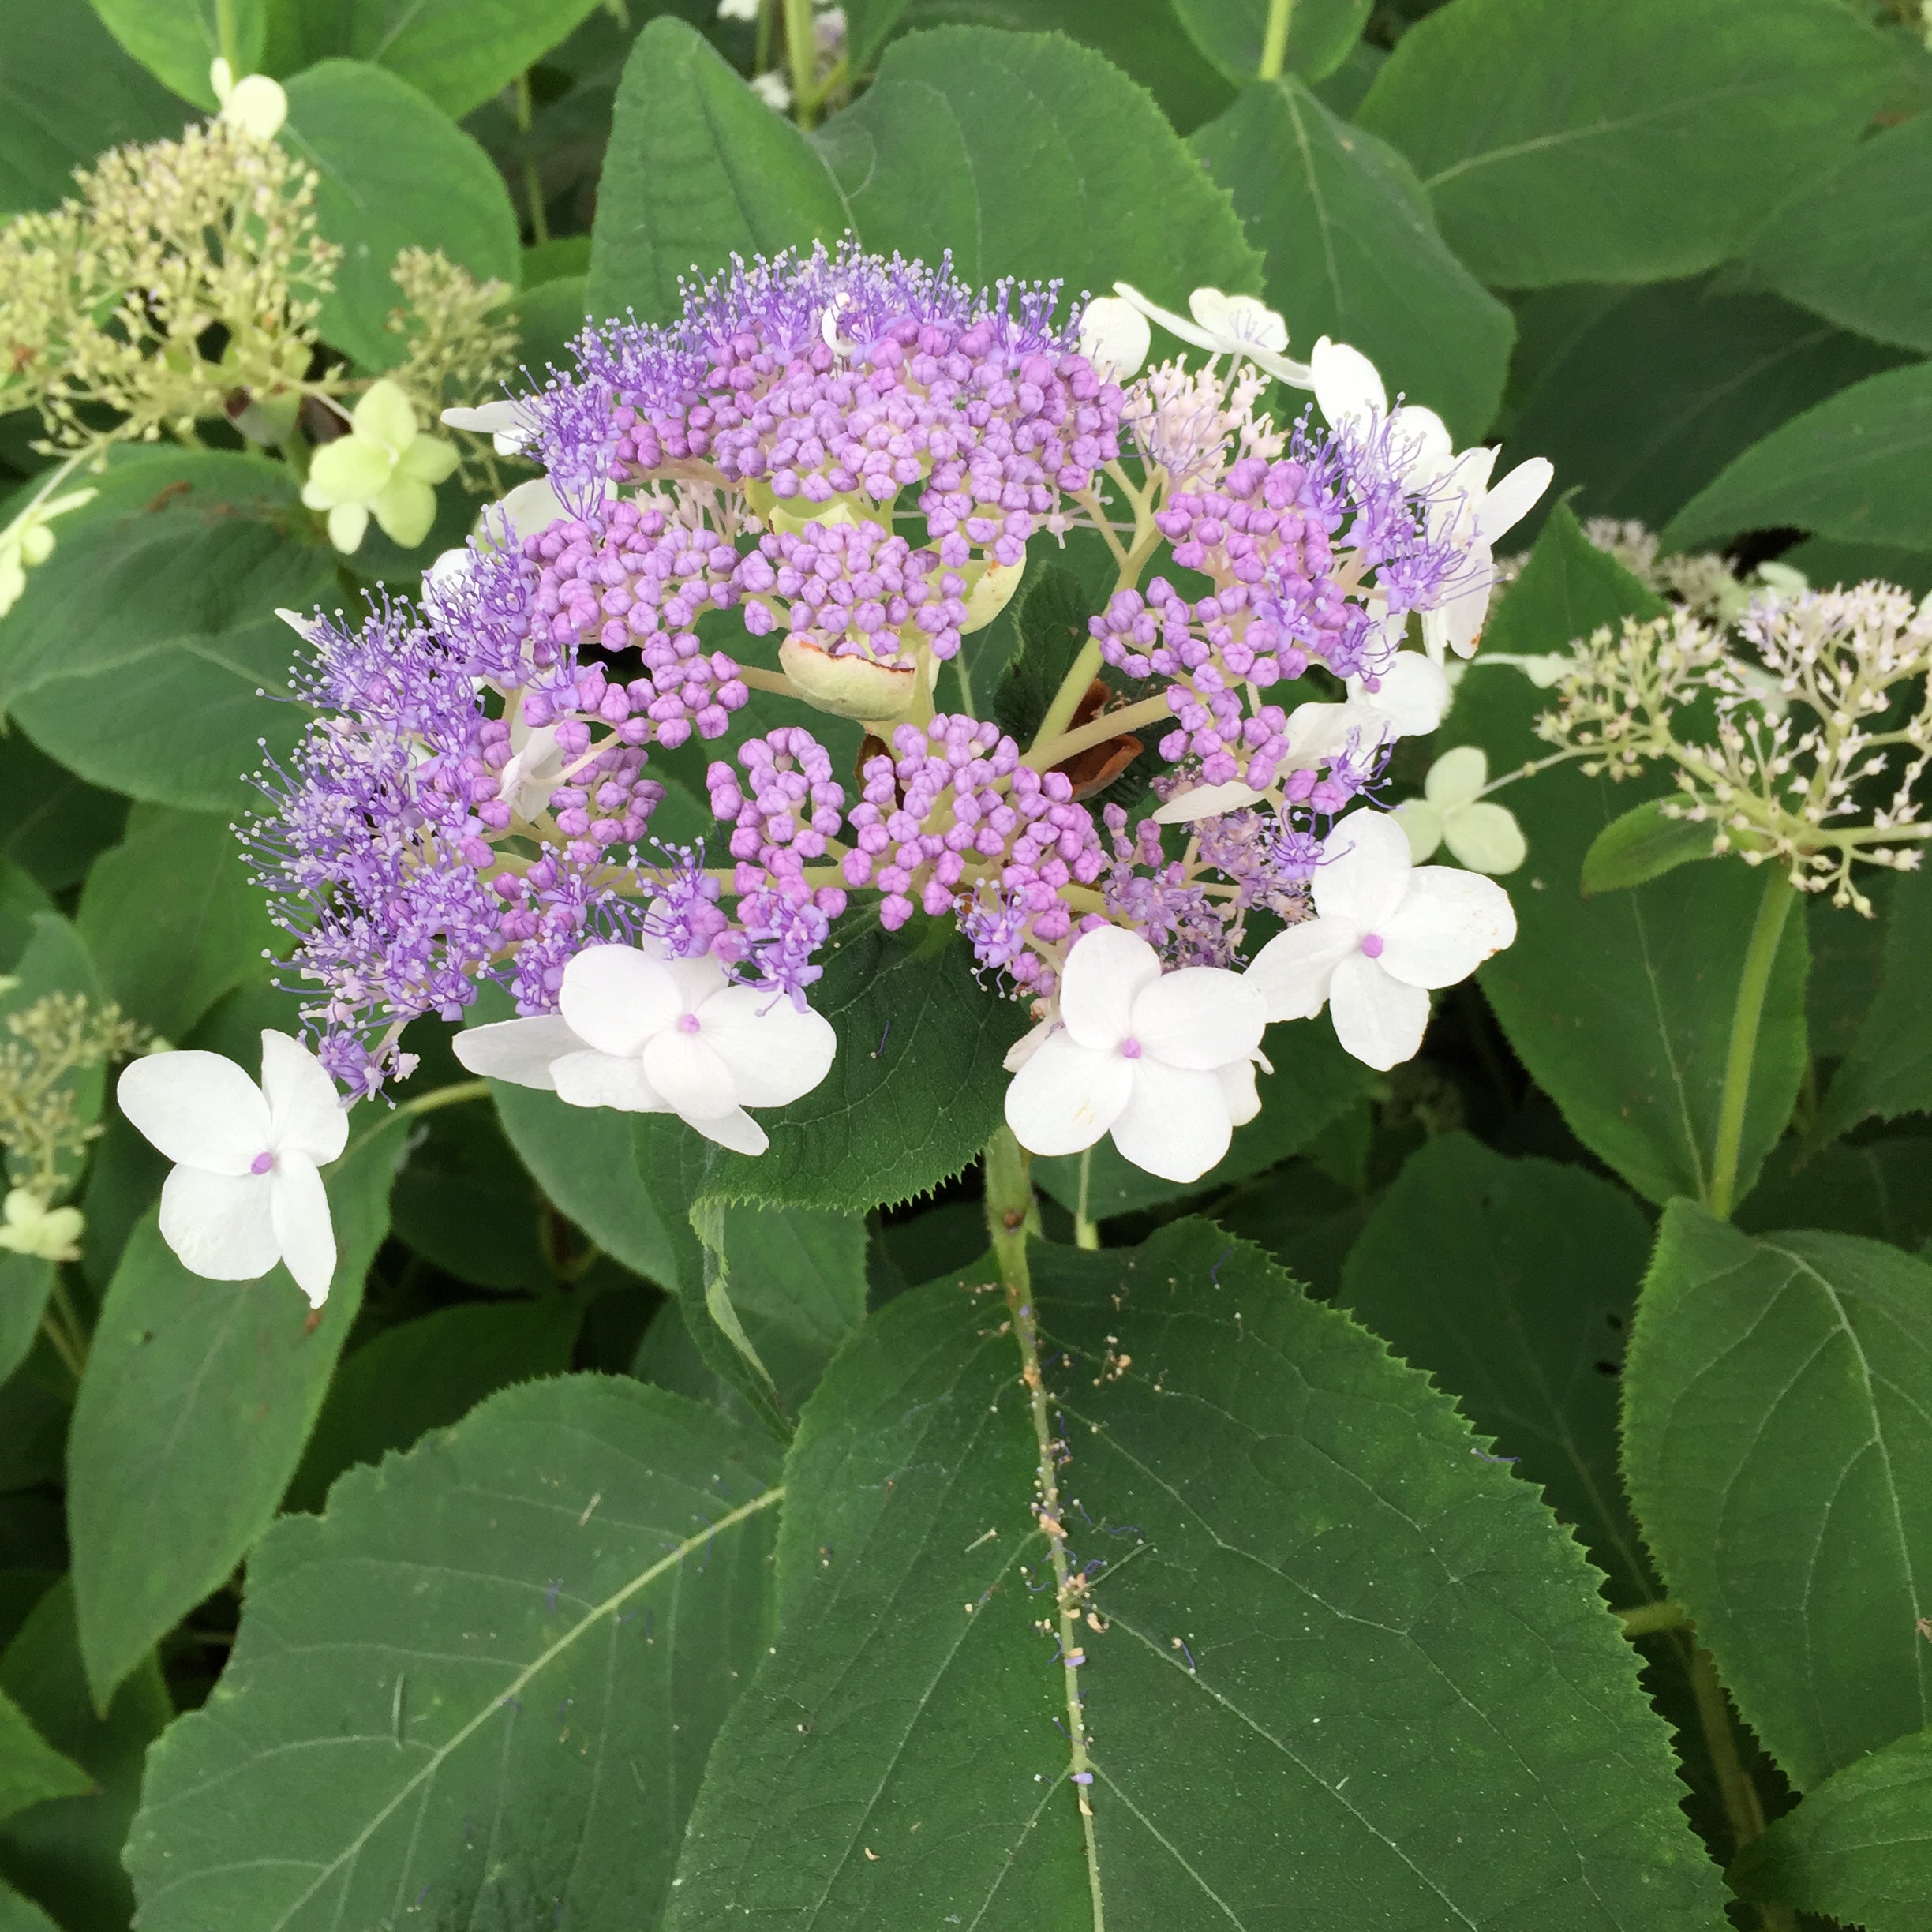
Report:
1708,868,1795,1219
1257,0,1294,80
983,1129,1105,1926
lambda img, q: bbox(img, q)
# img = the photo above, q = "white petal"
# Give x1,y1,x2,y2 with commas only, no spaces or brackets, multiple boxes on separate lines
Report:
1219,1058,1261,1127
1003,1016,1054,1073
1077,297,1151,379
118,1052,271,1175
1128,966,1266,1071
442,401,531,453
1310,337,1387,429
1003,1033,1134,1158
1443,801,1527,876
1393,798,1445,863
1244,918,1359,1022
159,1166,279,1280
1312,811,1413,930
1151,778,1264,825
1436,581,1488,660
1058,925,1161,1052
269,1154,335,1306
551,1049,670,1113
1424,744,1488,811
1189,290,1288,356
663,951,732,1011
496,476,571,541
1283,698,1355,768
1479,459,1554,544
209,55,235,102
695,987,837,1108
258,1032,347,1165
222,73,288,140
1111,281,1218,354
454,1014,584,1090
1367,653,1449,736
1328,953,1431,1070
641,1028,739,1123
1387,405,1454,489
1108,1060,1234,1185
559,945,681,1058
687,1106,769,1157
1377,867,1517,987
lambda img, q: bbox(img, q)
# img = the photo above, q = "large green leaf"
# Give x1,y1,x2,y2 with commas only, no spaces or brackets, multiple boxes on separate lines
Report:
67,1115,408,1709
1170,0,1369,84
1623,1205,1932,1788
0,451,332,813
283,1294,585,1514
127,1376,781,1932
1501,280,1904,536
820,24,1263,302
87,0,264,108
1357,0,1891,289
1738,1136,1932,1252
1191,77,1512,444
1339,1133,1656,1605
0,0,184,214
0,1878,57,1931
1461,512,1810,1208
0,738,126,897
388,1099,556,1290
0,1580,170,1932
588,17,848,324
0,1261,52,1392
665,1220,1722,1927
1730,1725,1932,1930
328,0,604,119
0,1689,88,1825
1746,110,1932,357
75,808,274,1041
1664,361,1932,555
281,59,521,372
1810,866,1932,1144
1033,1011,1374,1220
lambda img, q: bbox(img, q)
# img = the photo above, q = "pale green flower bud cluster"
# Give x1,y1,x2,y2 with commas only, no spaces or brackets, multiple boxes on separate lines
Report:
0,992,150,1220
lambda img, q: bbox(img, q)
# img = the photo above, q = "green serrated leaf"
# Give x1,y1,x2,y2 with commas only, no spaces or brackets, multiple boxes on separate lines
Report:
0,1686,89,1826
1339,1133,1656,1604
126,1376,782,1932
588,17,849,324
1192,77,1513,444
67,1114,409,1709
87,0,264,109
281,59,521,372
819,24,1263,302
1358,0,1891,290
1624,1204,1932,1788
1730,1724,1932,1929
665,1220,1721,1926
1810,866,1932,1145
1579,798,1718,896
1664,361,1932,556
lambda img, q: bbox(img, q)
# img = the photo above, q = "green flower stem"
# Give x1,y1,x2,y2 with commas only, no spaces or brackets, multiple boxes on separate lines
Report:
1707,867,1795,1220
216,0,241,75
1614,1598,1690,1638
1258,0,1294,80
784,0,819,126
399,1078,491,1119
513,73,550,248
983,1129,1105,1927
1024,688,1174,773
1073,1147,1099,1250
1686,1639,1795,1928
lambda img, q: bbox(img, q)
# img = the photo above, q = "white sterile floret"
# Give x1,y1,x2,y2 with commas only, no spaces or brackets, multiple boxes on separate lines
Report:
1394,746,1526,875
1309,336,1455,489
1076,297,1151,380
1111,283,1312,386
0,1188,84,1263
301,380,459,554
1283,650,1451,769
116,1032,348,1306
209,58,288,140
1002,927,1267,1185
1152,777,1267,826
440,398,540,456
1248,810,1515,1071
455,942,837,1157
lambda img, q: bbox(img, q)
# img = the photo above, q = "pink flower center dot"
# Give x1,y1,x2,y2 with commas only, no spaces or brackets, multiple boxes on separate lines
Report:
250,1151,275,1175
1120,1036,1143,1059
1360,933,1385,959
676,1012,702,1034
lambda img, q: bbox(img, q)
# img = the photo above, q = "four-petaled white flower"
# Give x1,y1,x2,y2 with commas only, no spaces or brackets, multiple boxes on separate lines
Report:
455,942,837,1157
1003,927,1267,1185
1394,746,1527,875
209,58,288,140
1248,810,1516,1071
117,1033,348,1306
0,1188,83,1264
1076,297,1151,380
1112,283,1311,386
301,380,459,554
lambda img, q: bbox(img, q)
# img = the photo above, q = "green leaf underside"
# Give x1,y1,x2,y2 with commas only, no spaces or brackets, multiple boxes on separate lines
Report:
1623,1205,1932,1788
127,1376,781,1932
1339,1134,1656,1606
0,451,332,813
1192,78,1512,446
665,1221,1720,1927
280,60,521,373
1729,1725,1932,1929
1664,361,1932,555
1357,0,1891,289
1033,1015,1374,1220
588,17,848,324
1579,799,1718,897
1814,866,1932,1143
67,1116,409,1709
1462,511,1808,1208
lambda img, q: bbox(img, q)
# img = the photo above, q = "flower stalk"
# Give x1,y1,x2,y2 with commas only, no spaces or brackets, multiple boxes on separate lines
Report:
1706,867,1795,1220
